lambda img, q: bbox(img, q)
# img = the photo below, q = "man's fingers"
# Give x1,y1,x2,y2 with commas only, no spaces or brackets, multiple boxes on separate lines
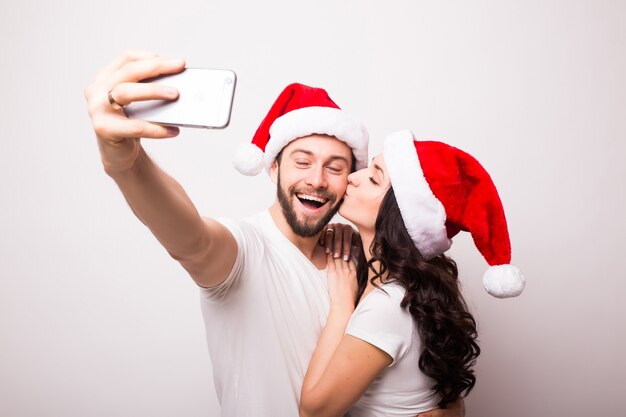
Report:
96,116,179,140
109,57,186,87
109,82,179,107
86,54,184,124
95,50,160,83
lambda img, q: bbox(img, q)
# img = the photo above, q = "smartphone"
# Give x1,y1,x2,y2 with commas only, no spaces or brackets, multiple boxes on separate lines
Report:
124,68,236,129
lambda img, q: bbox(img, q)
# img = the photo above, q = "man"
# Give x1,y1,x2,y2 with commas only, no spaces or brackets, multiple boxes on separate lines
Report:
85,50,464,417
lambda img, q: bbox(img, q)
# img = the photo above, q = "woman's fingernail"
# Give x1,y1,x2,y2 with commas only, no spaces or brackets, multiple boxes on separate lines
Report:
334,252,340,259
343,255,349,261
326,248,330,254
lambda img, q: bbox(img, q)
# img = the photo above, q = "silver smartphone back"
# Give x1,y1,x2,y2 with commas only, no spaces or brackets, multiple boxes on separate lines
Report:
124,68,236,129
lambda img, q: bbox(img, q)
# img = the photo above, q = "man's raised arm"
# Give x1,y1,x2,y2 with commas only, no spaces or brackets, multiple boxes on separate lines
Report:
84,50,236,288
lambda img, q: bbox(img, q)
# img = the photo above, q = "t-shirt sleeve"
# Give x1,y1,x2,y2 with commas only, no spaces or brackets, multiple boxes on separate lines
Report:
198,217,247,302
345,286,414,364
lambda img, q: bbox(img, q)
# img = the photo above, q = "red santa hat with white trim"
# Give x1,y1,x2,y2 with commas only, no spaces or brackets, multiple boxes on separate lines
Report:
383,130,525,298
233,83,369,175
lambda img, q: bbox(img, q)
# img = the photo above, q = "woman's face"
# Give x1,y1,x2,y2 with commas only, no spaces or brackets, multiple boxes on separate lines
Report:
339,153,391,232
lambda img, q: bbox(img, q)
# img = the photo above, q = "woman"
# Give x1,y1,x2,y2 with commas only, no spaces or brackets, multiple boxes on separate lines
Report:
300,130,524,417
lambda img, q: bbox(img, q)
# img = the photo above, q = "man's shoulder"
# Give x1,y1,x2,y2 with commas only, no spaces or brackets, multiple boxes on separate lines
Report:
216,211,268,234
212,211,277,257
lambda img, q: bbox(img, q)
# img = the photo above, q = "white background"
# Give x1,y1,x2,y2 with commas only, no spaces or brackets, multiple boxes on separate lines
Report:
1,1,624,416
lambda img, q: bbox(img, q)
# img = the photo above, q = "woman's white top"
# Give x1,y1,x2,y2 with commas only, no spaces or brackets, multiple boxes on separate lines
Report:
345,283,440,416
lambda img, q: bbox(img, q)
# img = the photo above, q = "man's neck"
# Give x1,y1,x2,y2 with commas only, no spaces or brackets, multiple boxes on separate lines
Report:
268,203,327,268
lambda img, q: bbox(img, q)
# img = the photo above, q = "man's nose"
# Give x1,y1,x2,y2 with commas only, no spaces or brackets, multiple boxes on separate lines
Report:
305,165,327,188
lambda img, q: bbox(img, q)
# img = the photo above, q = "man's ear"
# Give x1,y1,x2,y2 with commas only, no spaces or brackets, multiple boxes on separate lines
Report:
269,161,279,184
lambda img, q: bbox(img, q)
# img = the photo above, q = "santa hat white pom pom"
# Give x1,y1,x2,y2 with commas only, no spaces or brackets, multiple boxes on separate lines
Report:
483,265,525,299
233,143,264,176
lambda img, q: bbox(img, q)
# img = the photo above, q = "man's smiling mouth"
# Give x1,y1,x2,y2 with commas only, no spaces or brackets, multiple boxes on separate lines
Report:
296,193,329,209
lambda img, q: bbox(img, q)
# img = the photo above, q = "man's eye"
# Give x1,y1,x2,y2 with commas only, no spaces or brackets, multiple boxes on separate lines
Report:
295,161,310,167
327,166,343,174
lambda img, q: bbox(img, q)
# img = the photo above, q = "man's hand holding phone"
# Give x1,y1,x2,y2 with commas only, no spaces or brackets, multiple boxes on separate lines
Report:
84,50,186,175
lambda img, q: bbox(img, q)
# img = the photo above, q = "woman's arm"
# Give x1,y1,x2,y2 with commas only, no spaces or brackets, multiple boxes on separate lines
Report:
299,255,392,417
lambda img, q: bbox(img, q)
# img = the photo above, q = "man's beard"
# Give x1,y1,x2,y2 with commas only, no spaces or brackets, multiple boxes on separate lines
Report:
276,175,343,237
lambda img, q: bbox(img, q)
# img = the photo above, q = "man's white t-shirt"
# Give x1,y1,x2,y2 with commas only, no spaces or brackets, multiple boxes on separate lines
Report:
199,211,330,417
199,211,438,417
345,283,440,416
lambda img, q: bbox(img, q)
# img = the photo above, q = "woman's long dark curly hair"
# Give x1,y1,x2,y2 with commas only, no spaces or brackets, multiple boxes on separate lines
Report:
355,187,480,407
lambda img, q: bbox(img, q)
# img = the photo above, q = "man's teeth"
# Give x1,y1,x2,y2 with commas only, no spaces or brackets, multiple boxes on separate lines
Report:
297,194,328,204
